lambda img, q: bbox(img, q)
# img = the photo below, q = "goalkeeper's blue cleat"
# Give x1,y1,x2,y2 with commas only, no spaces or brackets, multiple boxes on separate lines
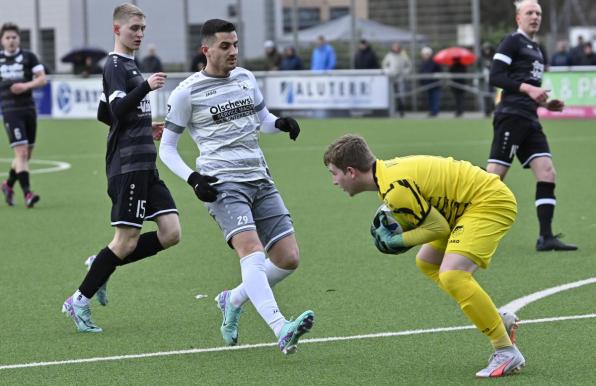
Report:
215,290,242,346
278,310,315,355
85,255,108,306
61,296,103,333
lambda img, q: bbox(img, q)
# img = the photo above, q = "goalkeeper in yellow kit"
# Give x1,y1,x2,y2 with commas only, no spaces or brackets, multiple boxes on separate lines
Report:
323,134,525,378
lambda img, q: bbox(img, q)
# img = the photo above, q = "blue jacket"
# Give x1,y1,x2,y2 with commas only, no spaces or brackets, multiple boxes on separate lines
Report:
311,43,336,70
281,55,303,70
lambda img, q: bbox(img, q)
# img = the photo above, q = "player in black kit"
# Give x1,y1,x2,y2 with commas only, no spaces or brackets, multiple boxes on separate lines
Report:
487,0,576,252
0,23,47,207
62,3,181,333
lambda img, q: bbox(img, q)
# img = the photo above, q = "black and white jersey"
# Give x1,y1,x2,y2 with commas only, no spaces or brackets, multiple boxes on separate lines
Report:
0,49,44,112
490,31,545,120
101,53,155,178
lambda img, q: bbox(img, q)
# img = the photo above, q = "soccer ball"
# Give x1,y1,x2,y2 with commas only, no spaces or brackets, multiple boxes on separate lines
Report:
371,204,411,255
373,204,404,234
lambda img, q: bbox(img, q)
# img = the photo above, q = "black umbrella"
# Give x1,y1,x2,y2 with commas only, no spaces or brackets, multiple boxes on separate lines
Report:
61,47,108,64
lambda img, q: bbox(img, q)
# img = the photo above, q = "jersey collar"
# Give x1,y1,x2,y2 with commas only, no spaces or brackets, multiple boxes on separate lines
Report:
2,48,21,57
109,51,135,60
516,28,534,42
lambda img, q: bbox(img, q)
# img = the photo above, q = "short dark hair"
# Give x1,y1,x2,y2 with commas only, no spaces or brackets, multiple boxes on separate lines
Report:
201,19,236,45
1,23,20,39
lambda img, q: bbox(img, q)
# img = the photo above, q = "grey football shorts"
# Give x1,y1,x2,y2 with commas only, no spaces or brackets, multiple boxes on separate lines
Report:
205,180,294,251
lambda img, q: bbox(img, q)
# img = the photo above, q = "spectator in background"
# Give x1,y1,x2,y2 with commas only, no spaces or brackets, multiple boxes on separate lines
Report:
264,40,282,71
382,42,412,117
140,44,164,73
311,35,336,71
280,46,303,70
419,46,442,117
481,42,496,117
449,57,466,117
550,40,571,66
190,46,207,72
577,42,596,66
570,35,586,65
354,39,379,69
80,56,103,78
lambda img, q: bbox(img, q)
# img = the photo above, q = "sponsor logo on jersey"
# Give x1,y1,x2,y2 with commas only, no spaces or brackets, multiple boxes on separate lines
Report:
137,98,151,113
0,62,24,80
209,97,255,123
530,60,544,80
205,89,216,96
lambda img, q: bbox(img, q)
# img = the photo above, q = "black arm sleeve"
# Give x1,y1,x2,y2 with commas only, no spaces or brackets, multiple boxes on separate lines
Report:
97,100,111,126
489,60,521,92
110,80,151,120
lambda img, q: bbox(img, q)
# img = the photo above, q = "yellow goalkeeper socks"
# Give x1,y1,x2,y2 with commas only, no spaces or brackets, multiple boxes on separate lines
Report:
415,257,444,290
439,270,512,349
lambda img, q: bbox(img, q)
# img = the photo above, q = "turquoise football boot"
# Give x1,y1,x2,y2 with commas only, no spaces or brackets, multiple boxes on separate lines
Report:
277,310,315,355
215,290,243,346
61,296,103,333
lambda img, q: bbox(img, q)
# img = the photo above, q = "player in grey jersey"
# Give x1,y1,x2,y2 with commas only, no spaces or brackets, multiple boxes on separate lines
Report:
159,19,314,355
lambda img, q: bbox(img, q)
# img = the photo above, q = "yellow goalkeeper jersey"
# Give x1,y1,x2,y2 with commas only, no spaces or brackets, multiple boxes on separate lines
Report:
374,155,504,230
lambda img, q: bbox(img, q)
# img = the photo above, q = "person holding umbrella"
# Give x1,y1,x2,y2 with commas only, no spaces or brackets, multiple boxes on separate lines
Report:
487,0,576,251
0,22,47,208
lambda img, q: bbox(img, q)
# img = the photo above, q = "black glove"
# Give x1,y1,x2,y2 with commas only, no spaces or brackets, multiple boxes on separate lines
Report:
275,117,300,141
187,171,219,202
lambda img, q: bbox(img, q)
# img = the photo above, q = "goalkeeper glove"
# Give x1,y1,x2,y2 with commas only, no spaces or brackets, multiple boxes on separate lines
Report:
275,117,300,140
187,171,219,202
370,224,410,255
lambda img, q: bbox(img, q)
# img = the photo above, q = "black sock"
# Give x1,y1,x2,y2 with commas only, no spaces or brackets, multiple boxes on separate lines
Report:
79,247,121,299
120,231,164,265
7,168,17,187
536,181,555,238
16,171,30,195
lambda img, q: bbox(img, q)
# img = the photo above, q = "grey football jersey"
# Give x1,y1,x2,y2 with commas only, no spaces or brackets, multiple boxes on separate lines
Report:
165,67,270,183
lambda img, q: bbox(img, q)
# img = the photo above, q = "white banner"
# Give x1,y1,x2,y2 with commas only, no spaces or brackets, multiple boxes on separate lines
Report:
51,78,103,118
264,74,389,109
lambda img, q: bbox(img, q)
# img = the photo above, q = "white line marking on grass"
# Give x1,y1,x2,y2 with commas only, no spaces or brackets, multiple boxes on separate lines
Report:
1,313,595,371
500,277,596,314
1,277,595,371
0,159,71,176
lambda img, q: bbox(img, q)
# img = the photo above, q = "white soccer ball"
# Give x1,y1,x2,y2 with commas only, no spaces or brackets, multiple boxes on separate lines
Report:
373,204,404,234
371,204,412,255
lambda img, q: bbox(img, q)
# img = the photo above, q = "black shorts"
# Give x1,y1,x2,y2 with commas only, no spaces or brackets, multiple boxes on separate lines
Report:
3,109,37,147
108,169,178,228
488,114,551,168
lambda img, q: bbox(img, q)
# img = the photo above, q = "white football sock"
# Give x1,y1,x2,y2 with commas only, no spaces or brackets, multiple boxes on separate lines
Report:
229,258,294,308
239,251,286,334
72,290,90,306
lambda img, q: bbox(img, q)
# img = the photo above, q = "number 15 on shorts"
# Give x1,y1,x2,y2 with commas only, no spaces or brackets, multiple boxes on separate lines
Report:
136,200,146,218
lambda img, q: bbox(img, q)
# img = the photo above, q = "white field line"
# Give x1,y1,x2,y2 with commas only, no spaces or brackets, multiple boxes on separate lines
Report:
0,159,71,176
500,277,596,314
1,313,594,371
